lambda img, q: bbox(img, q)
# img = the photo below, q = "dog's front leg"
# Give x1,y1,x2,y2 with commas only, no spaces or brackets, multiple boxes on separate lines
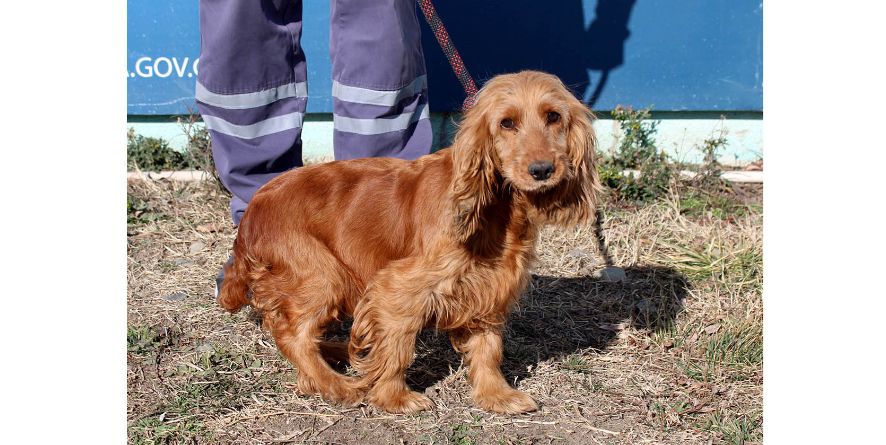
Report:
349,263,434,414
450,328,538,414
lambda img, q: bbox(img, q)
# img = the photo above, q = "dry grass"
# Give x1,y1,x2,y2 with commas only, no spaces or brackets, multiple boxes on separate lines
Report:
127,178,762,444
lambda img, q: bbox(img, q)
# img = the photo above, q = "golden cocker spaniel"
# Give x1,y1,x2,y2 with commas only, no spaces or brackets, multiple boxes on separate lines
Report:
219,70,601,414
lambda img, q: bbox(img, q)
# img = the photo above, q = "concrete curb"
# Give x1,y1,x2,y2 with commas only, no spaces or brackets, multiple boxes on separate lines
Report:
128,170,212,181
716,171,763,183
127,169,762,183
623,170,763,183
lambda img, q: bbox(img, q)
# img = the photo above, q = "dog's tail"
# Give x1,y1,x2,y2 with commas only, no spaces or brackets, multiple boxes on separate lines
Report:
218,251,251,313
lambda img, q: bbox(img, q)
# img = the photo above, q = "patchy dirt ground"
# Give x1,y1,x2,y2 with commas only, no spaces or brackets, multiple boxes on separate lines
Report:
127,178,762,444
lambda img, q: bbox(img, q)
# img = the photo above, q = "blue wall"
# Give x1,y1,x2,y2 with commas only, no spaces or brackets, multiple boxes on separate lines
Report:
127,0,762,115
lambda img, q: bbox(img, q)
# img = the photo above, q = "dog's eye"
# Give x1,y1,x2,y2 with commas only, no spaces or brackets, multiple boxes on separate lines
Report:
500,118,515,129
546,111,561,124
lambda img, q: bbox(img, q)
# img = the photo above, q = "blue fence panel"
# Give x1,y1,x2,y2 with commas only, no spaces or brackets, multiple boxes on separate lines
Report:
127,0,332,115
127,0,762,115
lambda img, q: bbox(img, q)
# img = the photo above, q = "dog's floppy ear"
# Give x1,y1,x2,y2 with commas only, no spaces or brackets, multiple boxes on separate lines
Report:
537,97,602,226
450,93,497,242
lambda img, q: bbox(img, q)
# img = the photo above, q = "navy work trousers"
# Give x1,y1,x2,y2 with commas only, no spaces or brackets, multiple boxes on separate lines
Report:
196,0,433,224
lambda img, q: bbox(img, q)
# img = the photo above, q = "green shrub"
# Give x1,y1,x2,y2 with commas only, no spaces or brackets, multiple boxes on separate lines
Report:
609,106,661,170
127,128,190,171
127,118,226,192
597,106,674,202
690,127,729,191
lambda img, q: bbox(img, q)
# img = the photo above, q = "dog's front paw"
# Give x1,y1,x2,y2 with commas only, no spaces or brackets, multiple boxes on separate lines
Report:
372,390,434,414
474,388,538,414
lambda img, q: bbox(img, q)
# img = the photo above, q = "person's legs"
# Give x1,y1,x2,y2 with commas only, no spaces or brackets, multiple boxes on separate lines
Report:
330,0,433,160
197,0,306,225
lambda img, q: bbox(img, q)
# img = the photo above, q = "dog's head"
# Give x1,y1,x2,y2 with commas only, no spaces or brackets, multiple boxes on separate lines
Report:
451,71,601,240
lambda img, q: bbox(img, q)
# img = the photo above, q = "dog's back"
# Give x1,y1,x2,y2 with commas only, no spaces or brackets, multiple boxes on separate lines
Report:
218,150,454,315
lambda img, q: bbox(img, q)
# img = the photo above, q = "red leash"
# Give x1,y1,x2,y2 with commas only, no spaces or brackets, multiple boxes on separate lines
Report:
417,0,478,111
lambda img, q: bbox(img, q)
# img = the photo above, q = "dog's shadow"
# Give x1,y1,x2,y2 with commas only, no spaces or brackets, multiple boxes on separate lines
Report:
404,266,689,390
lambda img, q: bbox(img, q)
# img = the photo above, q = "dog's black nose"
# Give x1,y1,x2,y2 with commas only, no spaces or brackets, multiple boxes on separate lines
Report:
528,161,554,181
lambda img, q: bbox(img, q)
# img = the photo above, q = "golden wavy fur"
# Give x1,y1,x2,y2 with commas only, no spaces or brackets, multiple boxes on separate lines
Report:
218,71,601,413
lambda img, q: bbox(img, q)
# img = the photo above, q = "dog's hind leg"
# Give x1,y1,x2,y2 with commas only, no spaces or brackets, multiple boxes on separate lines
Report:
269,316,364,405
252,265,365,405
